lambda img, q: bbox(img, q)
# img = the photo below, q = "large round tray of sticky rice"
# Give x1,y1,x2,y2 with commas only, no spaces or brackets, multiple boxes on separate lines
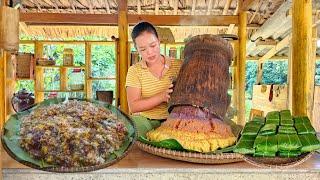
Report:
1,98,136,172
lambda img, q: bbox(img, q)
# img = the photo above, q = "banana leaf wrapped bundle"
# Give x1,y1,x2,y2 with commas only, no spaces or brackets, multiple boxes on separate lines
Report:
280,110,293,126
234,135,255,154
294,116,311,125
277,134,302,151
266,111,280,125
259,124,277,136
254,135,278,152
295,123,316,135
251,116,265,125
279,150,301,158
299,134,320,152
253,151,276,157
278,126,297,134
242,122,263,136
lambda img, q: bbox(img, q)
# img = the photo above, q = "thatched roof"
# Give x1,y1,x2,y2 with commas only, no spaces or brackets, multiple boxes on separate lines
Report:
16,0,320,57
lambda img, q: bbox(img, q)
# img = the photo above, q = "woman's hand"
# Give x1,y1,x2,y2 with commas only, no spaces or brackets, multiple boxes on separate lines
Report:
157,84,174,102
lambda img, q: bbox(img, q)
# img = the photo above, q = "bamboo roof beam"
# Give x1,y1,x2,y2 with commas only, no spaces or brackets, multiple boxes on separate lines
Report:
206,0,213,15
248,0,262,24
173,0,178,15
69,0,77,13
241,0,257,11
191,0,196,15
137,0,141,14
222,0,232,15
155,0,159,15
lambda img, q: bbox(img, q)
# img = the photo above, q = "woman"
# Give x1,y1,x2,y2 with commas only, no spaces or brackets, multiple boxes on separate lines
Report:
126,22,181,134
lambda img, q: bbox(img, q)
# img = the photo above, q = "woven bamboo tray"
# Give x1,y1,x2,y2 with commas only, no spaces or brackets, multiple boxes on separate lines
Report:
243,153,314,168
1,99,137,173
136,141,244,164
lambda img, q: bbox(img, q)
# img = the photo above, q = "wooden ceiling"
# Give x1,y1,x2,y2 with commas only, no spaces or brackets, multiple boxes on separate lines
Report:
15,0,320,58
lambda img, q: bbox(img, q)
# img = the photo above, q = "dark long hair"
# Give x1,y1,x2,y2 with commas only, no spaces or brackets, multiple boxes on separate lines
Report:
131,22,158,44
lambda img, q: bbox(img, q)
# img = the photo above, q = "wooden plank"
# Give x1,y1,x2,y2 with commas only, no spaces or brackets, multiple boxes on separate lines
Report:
34,42,44,103
191,0,196,15
20,12,239,26
232,41,239,111
118,0,129,113
85,42,92,99
292,0,312,116
60,67,67,91
0,49,6,127
237,10,247,126
222,0,232,15
241,0,257,11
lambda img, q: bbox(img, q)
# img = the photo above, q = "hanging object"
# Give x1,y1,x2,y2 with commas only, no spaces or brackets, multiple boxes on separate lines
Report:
169,47,177,59
63,48,74,66
16,53,34,79
0,6,19,51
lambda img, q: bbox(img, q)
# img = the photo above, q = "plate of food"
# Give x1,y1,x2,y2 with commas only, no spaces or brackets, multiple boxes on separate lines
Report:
234,110,320,168
2,98,136,172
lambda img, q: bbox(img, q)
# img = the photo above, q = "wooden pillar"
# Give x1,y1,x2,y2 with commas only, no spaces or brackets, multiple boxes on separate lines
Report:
6,53,15,117
311,26,317,126
118,0,129,113
232,41,239,111
34,42,44,103
0,49,6,128
85,42,92,99
292,0,313,116
237,4,247,126
287,35,293,111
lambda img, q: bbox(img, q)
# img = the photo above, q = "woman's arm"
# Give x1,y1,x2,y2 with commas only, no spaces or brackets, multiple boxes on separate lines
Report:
126,85,173,113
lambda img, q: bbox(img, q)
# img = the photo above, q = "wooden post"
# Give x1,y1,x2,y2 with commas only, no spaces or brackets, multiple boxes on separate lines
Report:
115,39,120,107
85,42,92,99
0,49,6,127
292,0,312,116
6,53,15,118
118,0,129,113
310,26,317,125
34,42,44,103
237,4,247,126
232,40,239,111
287,35,293,111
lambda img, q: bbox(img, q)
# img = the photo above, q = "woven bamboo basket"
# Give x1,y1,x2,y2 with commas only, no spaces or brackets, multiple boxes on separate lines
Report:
0,6,19,51
136,141,244,164
243,153,314,168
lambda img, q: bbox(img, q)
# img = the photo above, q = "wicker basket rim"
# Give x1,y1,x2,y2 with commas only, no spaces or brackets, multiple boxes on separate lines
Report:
136,141,244,164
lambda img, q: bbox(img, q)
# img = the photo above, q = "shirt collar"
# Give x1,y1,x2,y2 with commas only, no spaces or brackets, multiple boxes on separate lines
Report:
139,55,171,69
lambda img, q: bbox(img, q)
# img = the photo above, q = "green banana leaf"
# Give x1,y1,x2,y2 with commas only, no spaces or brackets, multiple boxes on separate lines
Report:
279,150,301,158
299,134,320,152
133,115,241,154
278,126,297,134
277,134,302,151
2,98,135,169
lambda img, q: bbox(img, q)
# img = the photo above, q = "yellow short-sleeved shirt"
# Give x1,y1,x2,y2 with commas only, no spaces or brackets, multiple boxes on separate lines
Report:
126,55,182,119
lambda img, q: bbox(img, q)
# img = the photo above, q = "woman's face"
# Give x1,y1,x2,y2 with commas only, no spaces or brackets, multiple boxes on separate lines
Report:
135,31,161,65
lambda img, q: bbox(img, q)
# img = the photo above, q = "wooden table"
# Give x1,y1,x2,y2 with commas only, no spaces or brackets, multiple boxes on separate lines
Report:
2,145,320,180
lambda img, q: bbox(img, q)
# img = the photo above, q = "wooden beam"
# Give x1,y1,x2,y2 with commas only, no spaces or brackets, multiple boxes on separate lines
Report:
34,42,44,103
292,0,312,116
237,8,247,126
0,49,6,128
310,26,317,127
127,15,239,26
118,0,129,113
255,38,277,46
241,0,257,12
85,42,92,99
20,13,240,26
